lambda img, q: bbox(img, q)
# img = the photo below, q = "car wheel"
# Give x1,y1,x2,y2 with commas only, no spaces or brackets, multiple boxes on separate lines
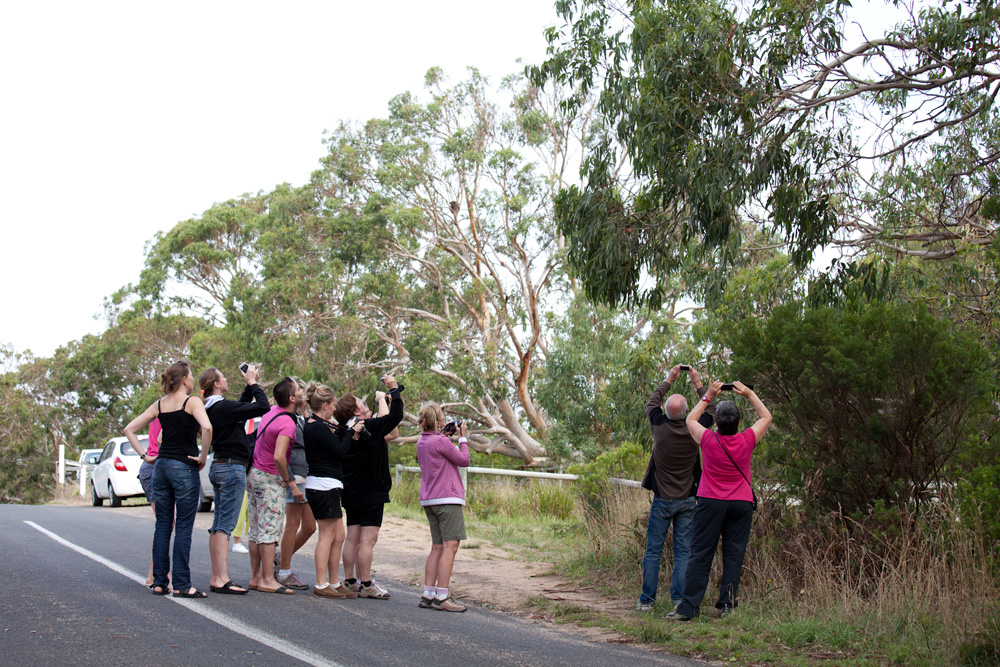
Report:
198,498,212,513
109,483,122,508
91,482,103,506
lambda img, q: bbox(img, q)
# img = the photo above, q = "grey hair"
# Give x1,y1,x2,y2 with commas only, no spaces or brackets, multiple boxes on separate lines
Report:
665,394,688,420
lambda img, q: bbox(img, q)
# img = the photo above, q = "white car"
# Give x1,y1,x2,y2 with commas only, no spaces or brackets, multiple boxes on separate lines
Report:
91,436,147,507
78,448,103,469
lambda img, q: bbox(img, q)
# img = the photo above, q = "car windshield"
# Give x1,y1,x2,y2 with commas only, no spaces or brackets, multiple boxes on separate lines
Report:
120,437,147,456
85,453,101,464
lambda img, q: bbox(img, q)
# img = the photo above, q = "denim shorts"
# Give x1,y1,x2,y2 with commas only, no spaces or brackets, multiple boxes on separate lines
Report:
208,462,246,536
138,461,155,503
284,475,308,504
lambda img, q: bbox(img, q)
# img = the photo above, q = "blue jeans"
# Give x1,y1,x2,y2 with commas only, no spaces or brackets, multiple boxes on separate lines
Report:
152,458,201,591
639,495,695,604
209,462,246,536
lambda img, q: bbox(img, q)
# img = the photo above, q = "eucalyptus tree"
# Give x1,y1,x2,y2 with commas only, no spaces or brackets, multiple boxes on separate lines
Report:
311,69,596,462
529,0,1000,309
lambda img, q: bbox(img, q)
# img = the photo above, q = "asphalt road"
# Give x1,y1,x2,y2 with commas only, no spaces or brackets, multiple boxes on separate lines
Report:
0,505,702,666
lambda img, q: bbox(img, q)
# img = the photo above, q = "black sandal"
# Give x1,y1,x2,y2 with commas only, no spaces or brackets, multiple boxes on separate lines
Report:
209,581,248,595
151,584,170,596
173,588,208,599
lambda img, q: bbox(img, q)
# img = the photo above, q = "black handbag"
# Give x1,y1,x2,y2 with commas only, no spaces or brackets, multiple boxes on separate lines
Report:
714,432,757,510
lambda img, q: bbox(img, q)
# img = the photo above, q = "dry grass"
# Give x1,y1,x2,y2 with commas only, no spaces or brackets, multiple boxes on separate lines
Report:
573,480,1000,666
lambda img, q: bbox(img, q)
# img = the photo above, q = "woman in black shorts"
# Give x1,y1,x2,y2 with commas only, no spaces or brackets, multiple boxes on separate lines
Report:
336,375,404,599
303,382,363,599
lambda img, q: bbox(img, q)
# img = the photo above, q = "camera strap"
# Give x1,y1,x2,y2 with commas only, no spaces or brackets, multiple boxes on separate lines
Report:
713,432,757,510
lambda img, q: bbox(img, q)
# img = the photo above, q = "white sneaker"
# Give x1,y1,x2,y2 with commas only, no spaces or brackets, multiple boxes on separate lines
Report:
231,542,249,554
357,580,390,599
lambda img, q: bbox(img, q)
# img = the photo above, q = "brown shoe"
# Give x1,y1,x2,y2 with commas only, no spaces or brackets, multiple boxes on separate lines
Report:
432,597,467,613
313,583,358,599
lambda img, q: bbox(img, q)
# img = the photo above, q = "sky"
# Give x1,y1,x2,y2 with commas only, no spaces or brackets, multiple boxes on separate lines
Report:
0,0,559,358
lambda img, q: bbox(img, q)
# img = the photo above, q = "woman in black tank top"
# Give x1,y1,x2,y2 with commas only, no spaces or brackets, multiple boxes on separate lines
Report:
124,360,213,598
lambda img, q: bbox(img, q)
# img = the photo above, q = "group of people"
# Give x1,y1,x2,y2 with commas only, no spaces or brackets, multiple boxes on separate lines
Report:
120,357,768,620
122,360,472,612
638,364,772,620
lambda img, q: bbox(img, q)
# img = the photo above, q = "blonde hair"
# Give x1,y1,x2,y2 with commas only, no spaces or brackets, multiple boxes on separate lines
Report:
305,381,337,413
417,402,443,432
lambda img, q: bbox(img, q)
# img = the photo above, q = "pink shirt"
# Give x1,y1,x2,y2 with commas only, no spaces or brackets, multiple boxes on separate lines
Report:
147,418,162,457
697,428,756,502
416,431,470,506
253,406,297,476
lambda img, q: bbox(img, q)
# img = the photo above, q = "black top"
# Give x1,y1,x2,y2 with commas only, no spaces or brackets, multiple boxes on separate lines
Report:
157,397,201,466
303,415,354,481
340,386,404,506
205,384,271,462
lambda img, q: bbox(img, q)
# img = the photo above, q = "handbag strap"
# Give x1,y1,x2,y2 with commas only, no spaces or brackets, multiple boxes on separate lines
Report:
256,411,296,442
713,432,753,497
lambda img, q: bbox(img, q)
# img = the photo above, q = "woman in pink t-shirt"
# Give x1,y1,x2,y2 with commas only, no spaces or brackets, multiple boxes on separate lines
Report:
670,380,772,621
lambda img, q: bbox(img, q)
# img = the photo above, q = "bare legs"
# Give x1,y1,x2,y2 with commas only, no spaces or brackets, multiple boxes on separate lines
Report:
208,531,245,591
279,502,316,571
248,541,281,590
343,525,380,582
424,540,460,590
314,517,347,586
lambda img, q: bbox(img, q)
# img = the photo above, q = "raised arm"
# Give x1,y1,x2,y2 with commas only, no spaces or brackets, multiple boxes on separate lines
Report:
647,365,681,422
686,380,723,444
733,381,772,444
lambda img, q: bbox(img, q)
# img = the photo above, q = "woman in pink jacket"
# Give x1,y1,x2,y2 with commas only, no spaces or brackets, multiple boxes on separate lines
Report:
415,403,470,613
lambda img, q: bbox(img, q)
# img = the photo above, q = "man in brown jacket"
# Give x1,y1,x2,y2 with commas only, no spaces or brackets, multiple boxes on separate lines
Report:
636,364,715,611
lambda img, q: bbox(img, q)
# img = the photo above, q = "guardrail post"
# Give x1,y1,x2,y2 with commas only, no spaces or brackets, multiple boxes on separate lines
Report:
459,467,467,493
58,444,66,484
79,466,86,496
395,464,402,487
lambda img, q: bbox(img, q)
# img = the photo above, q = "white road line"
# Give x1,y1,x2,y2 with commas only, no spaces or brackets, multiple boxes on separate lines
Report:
23,520,344,667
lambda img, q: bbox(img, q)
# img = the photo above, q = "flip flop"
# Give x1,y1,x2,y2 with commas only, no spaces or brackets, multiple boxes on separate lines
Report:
151,584,170,596
257,585,294,595
210,581,248,595
173,588,208,599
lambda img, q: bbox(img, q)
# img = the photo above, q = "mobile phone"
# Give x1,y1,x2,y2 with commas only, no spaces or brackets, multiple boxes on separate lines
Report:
239,362,249,374
721,383,734,391
680,365,690,371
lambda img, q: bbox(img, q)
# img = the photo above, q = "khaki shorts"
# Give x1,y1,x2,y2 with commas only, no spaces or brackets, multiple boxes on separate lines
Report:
423,504,466,544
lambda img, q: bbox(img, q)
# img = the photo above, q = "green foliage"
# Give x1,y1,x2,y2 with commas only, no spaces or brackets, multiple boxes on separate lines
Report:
957,463,1000,546
536,296,687,459
723,301,996,515
530,0,1000,309
0,347,54,504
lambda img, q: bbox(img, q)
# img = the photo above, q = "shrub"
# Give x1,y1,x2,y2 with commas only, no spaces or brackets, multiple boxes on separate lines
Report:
723,301,995,515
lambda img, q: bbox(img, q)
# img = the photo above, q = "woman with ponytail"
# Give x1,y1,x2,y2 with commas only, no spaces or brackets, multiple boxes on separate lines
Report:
302,382,362,599
124,360,213,598
415,403,470,613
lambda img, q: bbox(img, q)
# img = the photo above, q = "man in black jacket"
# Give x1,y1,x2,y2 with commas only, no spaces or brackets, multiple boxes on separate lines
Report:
199,364,271,595
637,364,715,612
334,375,404,599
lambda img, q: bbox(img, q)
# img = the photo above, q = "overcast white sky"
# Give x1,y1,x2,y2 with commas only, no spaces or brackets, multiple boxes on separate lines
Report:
0,0,558,358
